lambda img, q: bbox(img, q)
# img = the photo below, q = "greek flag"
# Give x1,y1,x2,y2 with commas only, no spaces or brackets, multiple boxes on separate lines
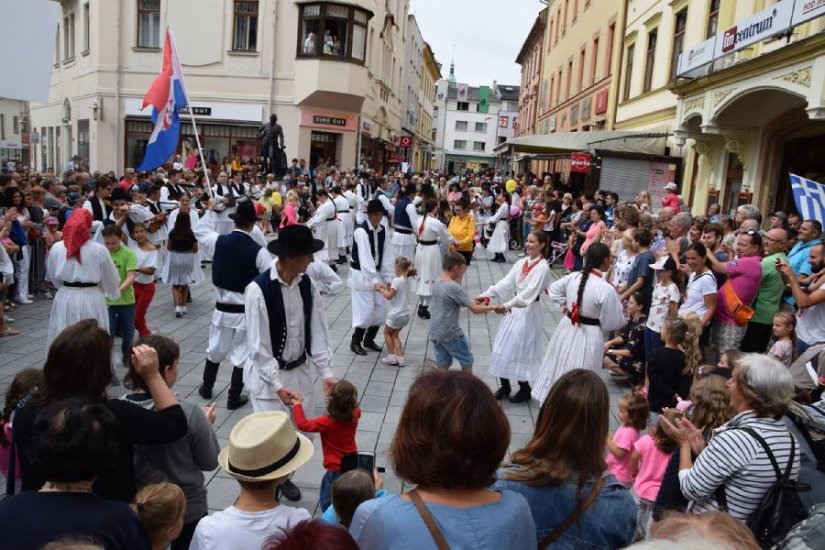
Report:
790,173,825,224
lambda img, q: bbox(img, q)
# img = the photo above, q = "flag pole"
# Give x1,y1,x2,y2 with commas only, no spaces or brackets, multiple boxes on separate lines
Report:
185,109,214,199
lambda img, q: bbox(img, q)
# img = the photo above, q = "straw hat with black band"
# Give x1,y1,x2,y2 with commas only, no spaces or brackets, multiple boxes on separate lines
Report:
218,411,314,482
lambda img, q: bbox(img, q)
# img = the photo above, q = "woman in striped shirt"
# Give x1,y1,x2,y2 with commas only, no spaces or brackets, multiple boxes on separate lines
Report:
662,353,800,521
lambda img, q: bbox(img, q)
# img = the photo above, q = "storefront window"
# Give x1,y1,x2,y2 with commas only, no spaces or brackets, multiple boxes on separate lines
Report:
297,3,371,64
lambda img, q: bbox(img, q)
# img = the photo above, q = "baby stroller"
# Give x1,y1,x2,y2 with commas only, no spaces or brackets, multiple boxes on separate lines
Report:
548,241,568,267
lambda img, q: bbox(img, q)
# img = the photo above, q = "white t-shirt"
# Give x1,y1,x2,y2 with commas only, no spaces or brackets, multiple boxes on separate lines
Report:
190,505,310,550
389,276,410,317
130,245,160,285
646,281,681,333
678,271,717,320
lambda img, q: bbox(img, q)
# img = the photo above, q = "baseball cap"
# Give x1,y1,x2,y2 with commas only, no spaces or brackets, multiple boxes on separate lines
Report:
66,192,83,203
650,256,677,271
663,182,678,191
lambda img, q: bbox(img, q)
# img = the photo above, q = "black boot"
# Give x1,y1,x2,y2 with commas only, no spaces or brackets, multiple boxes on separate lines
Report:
363,325,382,352
226,366,249,410
329,263,338,273
350,327,367,355
418,304,431,319
510,381,532,403
199,360,220,399
494,378,511,400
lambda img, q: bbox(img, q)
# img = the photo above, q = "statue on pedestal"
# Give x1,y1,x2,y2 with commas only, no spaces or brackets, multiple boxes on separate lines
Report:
260,114,287,179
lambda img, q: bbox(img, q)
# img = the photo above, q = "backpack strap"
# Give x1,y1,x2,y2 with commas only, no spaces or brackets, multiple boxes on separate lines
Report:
408,489,449,550
539,476,604,549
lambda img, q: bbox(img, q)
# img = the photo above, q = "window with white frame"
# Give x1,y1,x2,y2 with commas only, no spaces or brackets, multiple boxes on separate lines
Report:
473,141,485,152
475,122,487,132
233,1,259,51
455,120,468,131
137,0,161,48
298,2,370,63
63,9,75,60
453,140,466,150
82,2,90,53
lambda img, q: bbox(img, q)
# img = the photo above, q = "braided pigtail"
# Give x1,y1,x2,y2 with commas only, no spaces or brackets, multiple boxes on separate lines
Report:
571,242,611,325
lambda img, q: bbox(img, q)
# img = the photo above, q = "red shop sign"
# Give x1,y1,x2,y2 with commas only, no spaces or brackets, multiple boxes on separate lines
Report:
594,90,609,115
570,152,592,173
399,135,413,148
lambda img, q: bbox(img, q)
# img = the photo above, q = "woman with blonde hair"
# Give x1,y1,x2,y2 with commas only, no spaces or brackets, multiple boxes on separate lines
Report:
131,482,187,550
280,190,300,228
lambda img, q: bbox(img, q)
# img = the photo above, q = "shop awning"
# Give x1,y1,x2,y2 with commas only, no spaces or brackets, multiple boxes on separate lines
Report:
504,130,671,155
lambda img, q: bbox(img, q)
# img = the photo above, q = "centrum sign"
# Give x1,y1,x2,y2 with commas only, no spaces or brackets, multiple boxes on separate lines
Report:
793,0,825,25
713,1,793,58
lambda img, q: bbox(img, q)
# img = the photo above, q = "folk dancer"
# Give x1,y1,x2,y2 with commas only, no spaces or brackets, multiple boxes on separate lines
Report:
305,189,339,271
414,199,457,319
392,184,419,262
243,224,337,502
194,200,271,410
331,186,352,264
349,200,394,355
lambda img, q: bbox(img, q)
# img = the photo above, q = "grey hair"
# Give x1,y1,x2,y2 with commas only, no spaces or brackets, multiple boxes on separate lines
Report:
734,353,795,418
739,219,761,233
673,212,693,230
737,204,762,223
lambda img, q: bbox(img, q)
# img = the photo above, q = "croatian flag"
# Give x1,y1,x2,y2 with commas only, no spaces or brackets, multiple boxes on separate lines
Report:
790,173,825,225
137,28,189,171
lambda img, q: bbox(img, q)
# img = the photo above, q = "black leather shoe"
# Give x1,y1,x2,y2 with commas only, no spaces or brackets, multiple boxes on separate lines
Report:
329,264,338,273
510,386,531,403
350,342,367,356
198,384,213,400
278,479,301,502
420,306,431,319
363,340,382,352
494,386,510,400
227,394,249,410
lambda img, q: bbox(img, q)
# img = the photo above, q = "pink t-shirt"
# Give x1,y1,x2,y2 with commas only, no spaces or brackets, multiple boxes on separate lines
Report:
607,426,641,485
581,220,606,255
661,193,681,210
715,255,762,325
632,434,671,502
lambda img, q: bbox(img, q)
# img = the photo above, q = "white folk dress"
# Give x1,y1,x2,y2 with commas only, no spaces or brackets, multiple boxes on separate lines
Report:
333,194,353,250
159,208,205,285
483,257,553,383
414,214,453,297
532,271,626,404
46,239,121,346
486,202,510,254
306,199,337,263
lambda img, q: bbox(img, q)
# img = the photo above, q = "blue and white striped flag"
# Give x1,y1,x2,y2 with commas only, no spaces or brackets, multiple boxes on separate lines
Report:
790,173,825,224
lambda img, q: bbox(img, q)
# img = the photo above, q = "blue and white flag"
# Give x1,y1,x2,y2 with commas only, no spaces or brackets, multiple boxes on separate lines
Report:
137,28,189,171
790,173,825,224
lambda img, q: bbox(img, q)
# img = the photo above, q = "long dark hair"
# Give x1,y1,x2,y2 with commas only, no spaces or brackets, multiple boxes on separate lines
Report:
0,368,44,446
576,242,611,310
168,210,194,242
531,230,549,258
506,370,609,493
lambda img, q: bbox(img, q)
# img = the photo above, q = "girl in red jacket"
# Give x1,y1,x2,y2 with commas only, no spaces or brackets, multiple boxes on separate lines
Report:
292,380,361,512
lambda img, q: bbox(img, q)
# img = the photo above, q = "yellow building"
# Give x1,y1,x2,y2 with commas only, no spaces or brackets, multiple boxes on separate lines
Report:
417,43,441,171
672,1,825,216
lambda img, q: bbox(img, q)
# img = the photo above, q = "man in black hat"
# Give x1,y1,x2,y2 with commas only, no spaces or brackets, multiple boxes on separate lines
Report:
349,199,393,355
243,224,337,503
391,183,419,261
193,199,272,410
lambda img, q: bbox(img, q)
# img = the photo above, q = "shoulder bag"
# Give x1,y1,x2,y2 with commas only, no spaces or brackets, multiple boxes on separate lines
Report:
722,281,754,326
408,489,449,550
539,476,604,549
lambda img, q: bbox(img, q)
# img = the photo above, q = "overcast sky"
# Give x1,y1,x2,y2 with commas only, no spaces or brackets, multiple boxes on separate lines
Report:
409,0,541,87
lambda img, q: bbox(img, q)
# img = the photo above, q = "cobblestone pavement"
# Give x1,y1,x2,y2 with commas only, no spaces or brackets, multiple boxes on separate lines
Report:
0,248,626,514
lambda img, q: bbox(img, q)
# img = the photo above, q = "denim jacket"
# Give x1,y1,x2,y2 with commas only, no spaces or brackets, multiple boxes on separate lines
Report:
493,466,636,550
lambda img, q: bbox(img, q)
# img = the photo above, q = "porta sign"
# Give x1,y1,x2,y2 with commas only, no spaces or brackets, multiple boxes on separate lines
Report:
570,152,592,173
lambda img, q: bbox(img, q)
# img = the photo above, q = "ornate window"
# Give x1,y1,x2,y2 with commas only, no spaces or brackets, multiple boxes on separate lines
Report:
297,3,372,64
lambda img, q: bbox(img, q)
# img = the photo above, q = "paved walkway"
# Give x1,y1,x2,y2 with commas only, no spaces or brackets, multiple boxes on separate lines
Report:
0,248,626,514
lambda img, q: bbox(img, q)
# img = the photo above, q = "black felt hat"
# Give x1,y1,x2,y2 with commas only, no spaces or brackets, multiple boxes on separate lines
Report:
367,199,386,214
229,200,257,224
267,225,324,257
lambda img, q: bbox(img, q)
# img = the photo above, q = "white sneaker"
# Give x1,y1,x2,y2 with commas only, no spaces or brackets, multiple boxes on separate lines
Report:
396,356,405,367
175,306,183,318
15,299,33,305
44,291,53,299
182,306,188,314
382,354,398,365
27,294,34,299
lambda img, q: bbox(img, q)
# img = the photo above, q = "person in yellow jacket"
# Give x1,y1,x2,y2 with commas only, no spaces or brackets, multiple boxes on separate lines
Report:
448,198,477,265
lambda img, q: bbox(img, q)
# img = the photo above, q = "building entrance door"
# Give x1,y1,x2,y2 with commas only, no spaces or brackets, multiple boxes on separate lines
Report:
311,131,337,168
777,133,825,214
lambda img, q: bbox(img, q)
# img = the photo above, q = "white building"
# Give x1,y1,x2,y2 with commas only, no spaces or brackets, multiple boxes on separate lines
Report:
31,0,411,175
401,15,423,167
0,99,30,168
437,74,519,174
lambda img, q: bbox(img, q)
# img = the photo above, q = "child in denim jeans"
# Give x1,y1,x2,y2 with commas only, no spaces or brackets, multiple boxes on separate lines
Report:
429,251,502,373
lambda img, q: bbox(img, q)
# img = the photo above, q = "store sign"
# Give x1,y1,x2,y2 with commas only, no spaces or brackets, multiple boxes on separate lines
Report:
178,106,212,116
793,0,825,26
399,135,413,147
594,90,608,115
571,152,592,173
713,1,793,58
678,36,716,76
313,115,347,127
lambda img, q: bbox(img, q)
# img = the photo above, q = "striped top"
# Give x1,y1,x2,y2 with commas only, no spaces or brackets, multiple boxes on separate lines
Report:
678,410,801,521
